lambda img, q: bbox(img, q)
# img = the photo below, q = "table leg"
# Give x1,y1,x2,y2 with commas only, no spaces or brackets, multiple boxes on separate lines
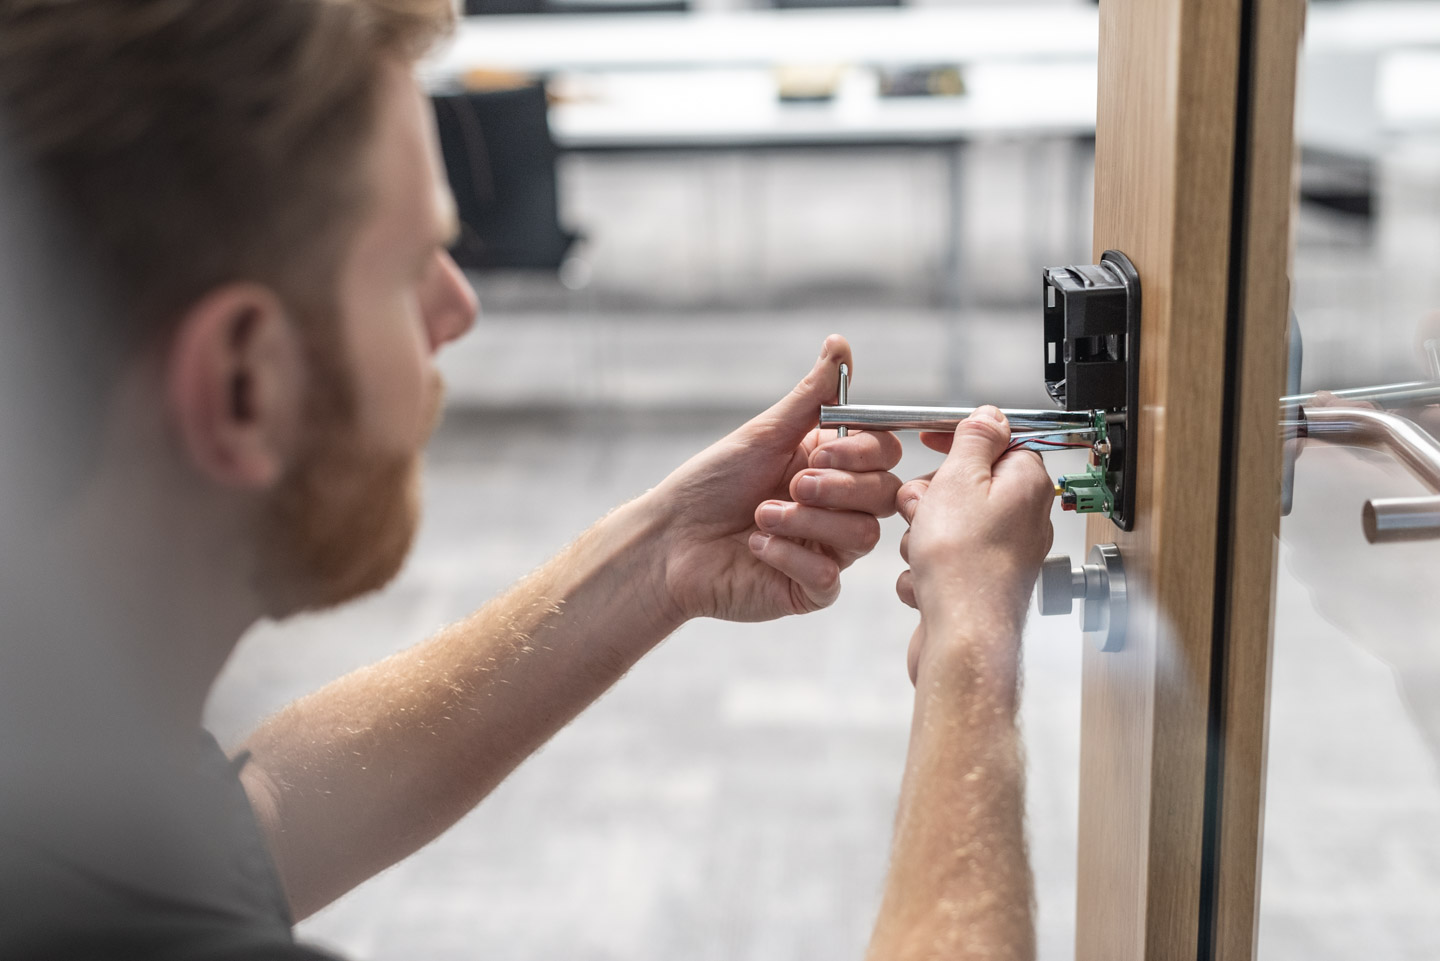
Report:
943,141,967,310
943,141,970,399
1069,135,1095,260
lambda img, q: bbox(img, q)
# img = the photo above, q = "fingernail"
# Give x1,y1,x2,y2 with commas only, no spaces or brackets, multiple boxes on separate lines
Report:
796,474,820,501
757,502,786,528
811,449,834,469
976,405,1004,423
899,496,918,518
749,532,771,551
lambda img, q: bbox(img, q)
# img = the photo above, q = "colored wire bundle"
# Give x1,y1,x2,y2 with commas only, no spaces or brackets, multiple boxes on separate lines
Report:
1005,438,1093,455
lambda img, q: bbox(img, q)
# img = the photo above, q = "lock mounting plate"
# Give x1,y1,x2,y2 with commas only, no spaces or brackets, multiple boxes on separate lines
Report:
1042,249,1141,531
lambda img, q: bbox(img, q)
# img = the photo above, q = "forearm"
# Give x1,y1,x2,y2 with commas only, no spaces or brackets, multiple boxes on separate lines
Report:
239,494,684,919
868,622,1035,961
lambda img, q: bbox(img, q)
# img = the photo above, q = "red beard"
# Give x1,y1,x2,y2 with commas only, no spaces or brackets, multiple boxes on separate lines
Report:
253,327,442,618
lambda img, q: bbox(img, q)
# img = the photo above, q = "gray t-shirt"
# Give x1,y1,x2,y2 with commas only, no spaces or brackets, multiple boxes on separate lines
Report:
0,733,339,960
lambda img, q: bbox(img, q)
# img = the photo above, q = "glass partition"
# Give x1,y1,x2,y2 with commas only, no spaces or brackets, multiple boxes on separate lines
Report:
1260,41,1440,956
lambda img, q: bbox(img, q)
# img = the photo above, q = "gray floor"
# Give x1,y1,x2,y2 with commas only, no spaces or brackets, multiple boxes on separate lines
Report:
207,139,1440,959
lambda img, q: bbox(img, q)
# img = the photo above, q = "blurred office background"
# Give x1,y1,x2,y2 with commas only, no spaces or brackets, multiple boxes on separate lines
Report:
209,0,1440,957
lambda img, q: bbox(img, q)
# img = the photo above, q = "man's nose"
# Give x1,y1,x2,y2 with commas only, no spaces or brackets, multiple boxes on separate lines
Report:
425,252,479,353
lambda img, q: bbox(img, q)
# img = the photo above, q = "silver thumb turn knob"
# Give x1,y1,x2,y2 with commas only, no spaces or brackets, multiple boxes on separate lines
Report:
1037,554,1084,615
1033,543,1127,652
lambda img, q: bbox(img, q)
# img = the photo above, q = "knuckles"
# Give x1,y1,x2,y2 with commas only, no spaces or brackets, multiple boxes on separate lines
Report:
858,516,883,553
895,569,917,609
809,431,905,471
955,413,1010,448
793,467,903,512
811,562,841,595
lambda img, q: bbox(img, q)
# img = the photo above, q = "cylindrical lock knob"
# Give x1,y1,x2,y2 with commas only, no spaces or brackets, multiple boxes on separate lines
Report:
1037,554,1082,615
1033,544,1127,652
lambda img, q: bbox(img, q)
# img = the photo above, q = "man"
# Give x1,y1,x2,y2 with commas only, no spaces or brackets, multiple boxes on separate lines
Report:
0,1,1055,959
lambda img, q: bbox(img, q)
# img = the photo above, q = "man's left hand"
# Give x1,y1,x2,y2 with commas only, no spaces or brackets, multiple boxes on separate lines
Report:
650,334,902,622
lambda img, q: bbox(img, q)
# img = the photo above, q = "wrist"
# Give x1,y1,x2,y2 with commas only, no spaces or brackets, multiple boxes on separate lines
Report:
913,612,1024,714
914,579,1031,640
617,488,691,633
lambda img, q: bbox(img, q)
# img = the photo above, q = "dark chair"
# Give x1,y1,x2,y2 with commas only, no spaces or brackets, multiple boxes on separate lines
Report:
463,0,543,14
432,84,581,273
769,0,898,9
464,0,687,14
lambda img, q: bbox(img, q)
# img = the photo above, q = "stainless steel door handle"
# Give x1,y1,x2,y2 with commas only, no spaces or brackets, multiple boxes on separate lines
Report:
1285,406,1440,543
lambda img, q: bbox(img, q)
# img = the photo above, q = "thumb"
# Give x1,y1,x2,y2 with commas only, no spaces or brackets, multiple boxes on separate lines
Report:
935,406,1011,485
749,334,853,445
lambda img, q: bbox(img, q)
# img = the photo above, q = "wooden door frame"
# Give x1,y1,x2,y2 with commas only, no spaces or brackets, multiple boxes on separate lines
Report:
1073,1,1304,959
1212,0,1306,956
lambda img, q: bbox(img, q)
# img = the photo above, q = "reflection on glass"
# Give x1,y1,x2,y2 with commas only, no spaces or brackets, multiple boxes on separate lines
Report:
1262,37,1440,954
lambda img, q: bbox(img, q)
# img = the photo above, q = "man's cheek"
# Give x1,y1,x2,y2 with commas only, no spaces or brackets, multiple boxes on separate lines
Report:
352,352,431,454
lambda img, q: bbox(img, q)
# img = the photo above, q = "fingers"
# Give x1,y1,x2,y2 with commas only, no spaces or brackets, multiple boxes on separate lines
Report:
991,446,1052,498
918,432,953,455
808,430,903,473
748,532,841,608
896,474,933,522
791,467,902,518
896,568,917,609
935,406,1012,483
754,501,881,563
751,334,853,447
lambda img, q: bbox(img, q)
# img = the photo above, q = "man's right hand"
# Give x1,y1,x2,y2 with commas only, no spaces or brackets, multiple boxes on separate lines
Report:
893,406,1054,684
868,406,1048,961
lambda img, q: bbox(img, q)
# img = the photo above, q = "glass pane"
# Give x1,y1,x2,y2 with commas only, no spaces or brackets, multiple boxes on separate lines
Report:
1261,29,1440,958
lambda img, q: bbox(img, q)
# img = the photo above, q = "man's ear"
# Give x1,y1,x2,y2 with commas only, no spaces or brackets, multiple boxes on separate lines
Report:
166,283,305,489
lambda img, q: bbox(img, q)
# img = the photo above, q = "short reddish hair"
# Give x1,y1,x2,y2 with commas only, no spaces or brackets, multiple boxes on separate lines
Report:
0,0,455,350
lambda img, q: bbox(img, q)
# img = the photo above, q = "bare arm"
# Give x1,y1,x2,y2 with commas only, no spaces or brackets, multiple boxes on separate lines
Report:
238,336,904,919
867,408,1052,961
239,495,680,919
867,620,1033,961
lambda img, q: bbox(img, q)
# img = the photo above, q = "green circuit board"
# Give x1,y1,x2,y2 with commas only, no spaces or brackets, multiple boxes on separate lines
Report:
1055,411,1118,518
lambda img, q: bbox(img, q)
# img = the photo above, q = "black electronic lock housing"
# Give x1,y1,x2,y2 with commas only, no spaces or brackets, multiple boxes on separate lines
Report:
1041,250,1142,531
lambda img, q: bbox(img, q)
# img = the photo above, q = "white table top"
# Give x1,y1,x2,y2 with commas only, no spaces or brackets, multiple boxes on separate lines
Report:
1305,0,1440,53
421,1,1440,83
422,5,1100,81
547,61,1097,149
422,2,1440,155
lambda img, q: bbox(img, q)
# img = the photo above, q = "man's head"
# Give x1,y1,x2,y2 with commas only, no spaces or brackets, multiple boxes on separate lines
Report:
0,0,478,617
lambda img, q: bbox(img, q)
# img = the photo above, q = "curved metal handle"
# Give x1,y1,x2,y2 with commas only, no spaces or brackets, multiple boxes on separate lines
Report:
1290,406,1440,543
1281,379,1440,410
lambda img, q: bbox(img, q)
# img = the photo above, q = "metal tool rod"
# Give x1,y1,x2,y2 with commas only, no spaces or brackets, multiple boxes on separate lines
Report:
819,404,1095,433
1295,406,1440,543
836,364,849,439
1281,379,1440,411
1426,340,1440,380
820,379,1440,434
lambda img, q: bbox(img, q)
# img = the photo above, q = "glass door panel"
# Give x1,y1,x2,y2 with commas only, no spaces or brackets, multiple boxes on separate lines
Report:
1260,43,1440,953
